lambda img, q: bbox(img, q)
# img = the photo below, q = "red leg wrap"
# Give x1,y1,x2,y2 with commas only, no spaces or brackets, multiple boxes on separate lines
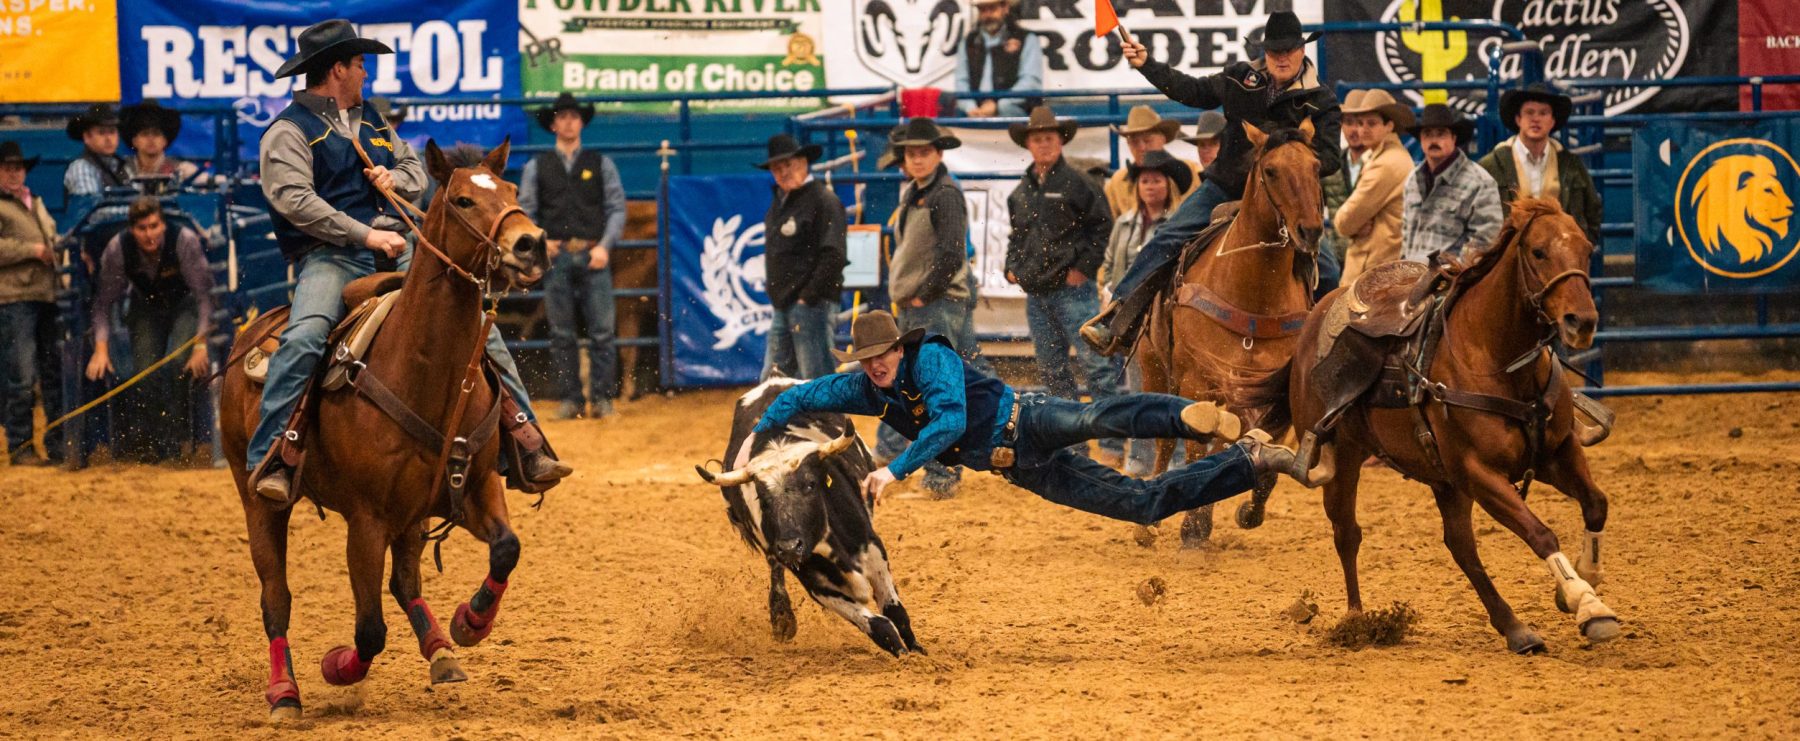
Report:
406,598,454,659
320,645,372,686
450,577,507,647
265,637,301,708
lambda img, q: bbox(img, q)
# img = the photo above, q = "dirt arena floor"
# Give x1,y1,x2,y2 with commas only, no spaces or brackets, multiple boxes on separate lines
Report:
2,371,1797,738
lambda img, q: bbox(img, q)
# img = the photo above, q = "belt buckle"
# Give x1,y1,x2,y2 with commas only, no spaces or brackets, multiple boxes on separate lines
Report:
989,447,1015,469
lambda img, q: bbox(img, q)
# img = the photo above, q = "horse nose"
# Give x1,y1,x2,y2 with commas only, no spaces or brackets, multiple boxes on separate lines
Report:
1562,313,1597,344
513,231,543,257
1298,225,1322,249
773,538,807,567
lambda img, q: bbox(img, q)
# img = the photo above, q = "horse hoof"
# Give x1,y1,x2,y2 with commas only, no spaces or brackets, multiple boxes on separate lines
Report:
268,703,303,725
1581,617,1622,644
320,645,370,686
1235,501,1265,529
1506,629,1547,655
1179,507,1214,548
450,603,493,648
429,651,468,684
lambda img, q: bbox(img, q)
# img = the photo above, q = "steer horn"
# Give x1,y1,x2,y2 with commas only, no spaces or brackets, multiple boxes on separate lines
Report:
818,433,856,458
694,464,753,487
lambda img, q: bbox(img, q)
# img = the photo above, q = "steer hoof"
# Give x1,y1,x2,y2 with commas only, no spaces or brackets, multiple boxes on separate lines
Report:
450,602,493,648
770,609,798,643
867,616,906,657
429,649,468,684
1581,617,1622,644
1505,627,1547,655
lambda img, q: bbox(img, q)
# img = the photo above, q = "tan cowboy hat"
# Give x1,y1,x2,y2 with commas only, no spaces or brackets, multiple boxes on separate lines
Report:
1008,105,1078,148
1111,105,1183,140
1340,88,1416,130
831,310,924,363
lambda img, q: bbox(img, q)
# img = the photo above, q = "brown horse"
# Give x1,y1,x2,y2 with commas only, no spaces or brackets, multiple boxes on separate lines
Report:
1138,121,1322,547
220,141,549,721
1284,198,1620,653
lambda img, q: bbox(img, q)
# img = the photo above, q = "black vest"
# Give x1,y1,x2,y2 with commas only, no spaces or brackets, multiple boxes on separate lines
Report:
874,335,1007,470
533,149,611,241
123,228,189,309
265,102,397,261
964,22,1043,111
83,150,129,188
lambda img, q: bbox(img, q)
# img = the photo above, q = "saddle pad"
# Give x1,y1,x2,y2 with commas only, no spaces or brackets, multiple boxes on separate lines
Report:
322,290,403,391
243,337,281,384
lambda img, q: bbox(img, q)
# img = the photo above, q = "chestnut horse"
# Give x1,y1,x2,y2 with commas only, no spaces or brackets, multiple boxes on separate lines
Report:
1138,121,1322,547
220,141,549,721
1284,198,1620,653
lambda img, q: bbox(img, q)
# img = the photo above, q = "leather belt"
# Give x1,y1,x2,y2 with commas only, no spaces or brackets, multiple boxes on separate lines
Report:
990,392,1022,469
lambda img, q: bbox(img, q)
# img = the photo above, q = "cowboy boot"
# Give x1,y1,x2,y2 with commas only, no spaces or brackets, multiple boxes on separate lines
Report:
1079,300,1125,356
1180,401,1243,443
521,447,572,484
1235,430,1306,481
499,395,572,488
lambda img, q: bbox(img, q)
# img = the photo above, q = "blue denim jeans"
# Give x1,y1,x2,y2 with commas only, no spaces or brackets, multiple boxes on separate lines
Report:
763,301,836,380
544,251,616,406
1112,179,1230,299
0,301,63,459
247,246,540,470
1024,281,1123,453
1002,392,1256,525
875,295,983,493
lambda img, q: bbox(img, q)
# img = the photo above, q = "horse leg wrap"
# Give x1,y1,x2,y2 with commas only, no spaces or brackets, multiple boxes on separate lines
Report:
1545,552,1603,617
320,645,373,686
451,577,507,647
1575,530,1604,588
405,598,454,660
265,637,301,709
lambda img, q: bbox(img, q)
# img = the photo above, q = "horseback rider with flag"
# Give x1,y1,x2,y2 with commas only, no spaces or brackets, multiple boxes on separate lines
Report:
247,19,570,504
1079,10,1343,356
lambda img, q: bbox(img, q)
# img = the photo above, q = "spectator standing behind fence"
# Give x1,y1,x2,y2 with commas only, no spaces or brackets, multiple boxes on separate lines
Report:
1004,106,1122,466
1078,11,1342,357
1401,104,1503,264
519,92,626,420
1478,83,1603,245
755,134,845,380
1333,89,1416,282
1102,106,1200,218
954,0,1043,119
1101,150,1190,476
63,104,129,197
1320,93,1368,268
120,100,200,184
86,197,214,463
877,117,982,497
0,140,64,467
1182,110,1226,172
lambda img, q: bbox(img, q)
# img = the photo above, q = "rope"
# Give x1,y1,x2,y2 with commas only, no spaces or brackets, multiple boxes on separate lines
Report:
5,334,200,460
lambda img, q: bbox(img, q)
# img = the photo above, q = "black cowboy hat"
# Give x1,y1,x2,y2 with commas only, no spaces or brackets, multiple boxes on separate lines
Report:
831,310,925,363
1499,82,1572,133
273,19,394,79
890,117,961,151
1260,11,1319,53
64,103,119,141
0,141,40,172
120,100,183,144
1409,103,1476,146
1126,149,1194,197
1008,106,1078,148
753,134,823,169
534,92,596,132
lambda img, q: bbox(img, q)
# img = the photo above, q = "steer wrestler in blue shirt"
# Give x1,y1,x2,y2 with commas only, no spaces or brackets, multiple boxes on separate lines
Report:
753,311,1305,522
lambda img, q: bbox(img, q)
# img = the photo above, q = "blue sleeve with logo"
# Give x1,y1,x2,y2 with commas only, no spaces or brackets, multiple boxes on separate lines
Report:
752,373,883,434
887,343,967,480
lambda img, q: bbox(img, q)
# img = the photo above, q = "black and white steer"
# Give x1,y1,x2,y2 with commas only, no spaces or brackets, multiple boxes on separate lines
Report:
694,378,924,656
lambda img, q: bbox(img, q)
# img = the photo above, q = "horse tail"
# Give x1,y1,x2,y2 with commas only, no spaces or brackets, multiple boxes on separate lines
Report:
1232,360,1294,435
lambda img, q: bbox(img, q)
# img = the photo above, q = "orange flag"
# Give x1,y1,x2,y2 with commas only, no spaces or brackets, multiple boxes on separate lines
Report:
1095,0,1120,38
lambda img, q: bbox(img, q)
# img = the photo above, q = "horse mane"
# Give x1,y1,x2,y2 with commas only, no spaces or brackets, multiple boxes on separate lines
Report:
444,143,489,170
1450,197,1563,287
1260,125,1312,153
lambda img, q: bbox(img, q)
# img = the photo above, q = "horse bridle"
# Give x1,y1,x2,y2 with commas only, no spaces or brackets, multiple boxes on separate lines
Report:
1510,211,1593,327
1216,141,1318,258
350,135,526,297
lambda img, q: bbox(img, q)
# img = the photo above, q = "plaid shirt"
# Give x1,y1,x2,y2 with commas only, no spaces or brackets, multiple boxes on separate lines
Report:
1401,152,1503,263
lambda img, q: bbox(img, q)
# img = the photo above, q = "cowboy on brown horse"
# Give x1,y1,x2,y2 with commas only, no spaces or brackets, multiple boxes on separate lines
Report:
245,19,569,503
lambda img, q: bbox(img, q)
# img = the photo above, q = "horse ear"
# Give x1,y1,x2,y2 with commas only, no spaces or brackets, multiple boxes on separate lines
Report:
1298,118,1316,143
1241,121,1267,149
425,139,454,185
483,136,512,176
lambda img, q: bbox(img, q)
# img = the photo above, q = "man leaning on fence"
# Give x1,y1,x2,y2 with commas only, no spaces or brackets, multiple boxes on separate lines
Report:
519,92,627,421
1478,83,1603,245
955,0,1044,119
248,19,569,504
0,140,64,467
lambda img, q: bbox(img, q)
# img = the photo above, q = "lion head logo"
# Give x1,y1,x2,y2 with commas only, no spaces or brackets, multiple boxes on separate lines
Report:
1691,154,1794,265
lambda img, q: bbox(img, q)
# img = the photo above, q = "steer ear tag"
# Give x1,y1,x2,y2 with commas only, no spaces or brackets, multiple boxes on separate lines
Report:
781,217,797,237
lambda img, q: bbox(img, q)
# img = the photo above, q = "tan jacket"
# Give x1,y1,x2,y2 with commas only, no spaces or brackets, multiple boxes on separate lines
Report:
1102,157,1201,217
0,191,60,305
1334,132,1412,282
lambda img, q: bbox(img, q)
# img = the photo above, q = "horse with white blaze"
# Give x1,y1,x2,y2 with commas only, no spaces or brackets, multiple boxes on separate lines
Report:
693,377,924,656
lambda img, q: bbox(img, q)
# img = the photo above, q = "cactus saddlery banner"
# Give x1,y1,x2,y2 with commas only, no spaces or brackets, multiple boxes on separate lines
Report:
1322,0,1738,116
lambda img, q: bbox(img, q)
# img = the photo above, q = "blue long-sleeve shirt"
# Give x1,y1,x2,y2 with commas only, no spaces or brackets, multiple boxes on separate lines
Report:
752,342,1007,479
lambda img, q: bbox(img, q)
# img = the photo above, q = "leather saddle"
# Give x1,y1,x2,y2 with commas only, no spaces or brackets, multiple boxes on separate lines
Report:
244,272,407,389
1308,261,1453,433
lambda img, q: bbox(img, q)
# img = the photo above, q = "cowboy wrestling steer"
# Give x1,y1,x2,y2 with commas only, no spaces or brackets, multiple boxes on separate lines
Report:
694,377,924,657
